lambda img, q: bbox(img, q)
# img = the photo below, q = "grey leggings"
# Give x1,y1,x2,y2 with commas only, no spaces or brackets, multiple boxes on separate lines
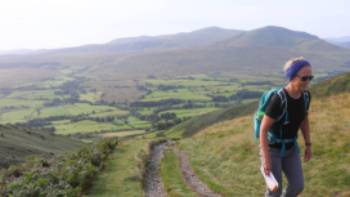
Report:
260,145,304,197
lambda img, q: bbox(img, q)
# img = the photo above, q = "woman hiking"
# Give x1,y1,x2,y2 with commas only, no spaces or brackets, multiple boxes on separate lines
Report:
260,57,313,197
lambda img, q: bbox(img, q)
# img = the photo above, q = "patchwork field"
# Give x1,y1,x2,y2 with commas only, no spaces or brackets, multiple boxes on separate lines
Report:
0,69,283,136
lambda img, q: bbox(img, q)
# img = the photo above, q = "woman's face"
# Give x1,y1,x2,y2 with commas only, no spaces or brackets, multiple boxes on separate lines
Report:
290,66,313,91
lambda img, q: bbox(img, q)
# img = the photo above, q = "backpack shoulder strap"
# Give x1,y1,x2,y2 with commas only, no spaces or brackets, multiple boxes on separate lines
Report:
275,88,288,122
303,90,310,112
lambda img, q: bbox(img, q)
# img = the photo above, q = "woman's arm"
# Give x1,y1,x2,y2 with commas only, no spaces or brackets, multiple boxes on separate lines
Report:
260,115,275,175
300,115,311,145
300,115,312,162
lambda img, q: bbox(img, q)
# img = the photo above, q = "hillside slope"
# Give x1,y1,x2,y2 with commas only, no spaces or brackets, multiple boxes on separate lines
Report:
166,101,257,138
310,71,350,97
173,73,350,196
0,125,82,168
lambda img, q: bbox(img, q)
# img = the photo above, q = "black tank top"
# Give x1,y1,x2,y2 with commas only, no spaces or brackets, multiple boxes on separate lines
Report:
265,88,311,149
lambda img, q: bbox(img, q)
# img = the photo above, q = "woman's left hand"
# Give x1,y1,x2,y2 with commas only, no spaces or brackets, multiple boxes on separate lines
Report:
304,146,312,162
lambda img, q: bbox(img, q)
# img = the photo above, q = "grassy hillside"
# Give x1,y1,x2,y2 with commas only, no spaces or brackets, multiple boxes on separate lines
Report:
170,73,350,196
165,101,257,138
310,71,350,97
0,125,82,168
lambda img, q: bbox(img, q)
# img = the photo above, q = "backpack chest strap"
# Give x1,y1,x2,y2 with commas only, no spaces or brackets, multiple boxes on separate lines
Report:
267,132,296,143
267,132,296,157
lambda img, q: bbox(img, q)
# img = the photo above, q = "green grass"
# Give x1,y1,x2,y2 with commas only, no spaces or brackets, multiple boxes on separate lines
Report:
175,74,212,80
142,89,212,102
160,148,197,197
52,116,151,135
177,117,277,196
88,139,149,197
0,98,43,109
142,76,270,106
242,85,270,92
79,91,103,102
0,98,44,123
6,90,68,100
241,98,259,104
137,107,156,116
127,116,152,128
160,107,220,118
36,75,74,88
143,76,260,102
37,103,118,118
0,108,38,123
202,84,241,96
145,79,225,87
52,120,129,135
99,130,146,138
88,108,129,118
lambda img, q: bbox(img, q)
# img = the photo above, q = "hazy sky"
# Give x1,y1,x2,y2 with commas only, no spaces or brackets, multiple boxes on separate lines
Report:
0,0,349,50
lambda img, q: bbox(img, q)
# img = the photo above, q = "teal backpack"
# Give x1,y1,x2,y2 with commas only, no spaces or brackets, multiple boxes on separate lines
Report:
253,87,310,157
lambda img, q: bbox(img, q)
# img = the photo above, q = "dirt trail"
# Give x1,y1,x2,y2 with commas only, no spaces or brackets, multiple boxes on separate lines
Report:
144,140,221,197
144,141,170,197
175,148,222,197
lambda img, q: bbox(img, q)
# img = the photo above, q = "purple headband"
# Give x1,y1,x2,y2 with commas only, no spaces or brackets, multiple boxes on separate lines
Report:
286,60,311,81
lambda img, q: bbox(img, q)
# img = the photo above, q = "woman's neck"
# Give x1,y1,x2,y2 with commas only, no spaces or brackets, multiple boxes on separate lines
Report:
285,84,301,99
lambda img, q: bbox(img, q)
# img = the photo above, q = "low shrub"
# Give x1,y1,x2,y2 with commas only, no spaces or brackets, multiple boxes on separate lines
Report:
0,138,118,197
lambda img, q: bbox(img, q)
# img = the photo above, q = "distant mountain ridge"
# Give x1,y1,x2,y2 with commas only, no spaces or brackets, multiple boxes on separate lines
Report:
219,26,318,47
88,25,350,79
53,26,244,53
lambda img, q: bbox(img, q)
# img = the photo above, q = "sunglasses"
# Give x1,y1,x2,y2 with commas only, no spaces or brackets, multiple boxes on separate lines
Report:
297,75,314,81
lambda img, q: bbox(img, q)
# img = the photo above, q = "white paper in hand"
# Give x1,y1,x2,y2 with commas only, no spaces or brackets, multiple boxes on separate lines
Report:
260,166,279,192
